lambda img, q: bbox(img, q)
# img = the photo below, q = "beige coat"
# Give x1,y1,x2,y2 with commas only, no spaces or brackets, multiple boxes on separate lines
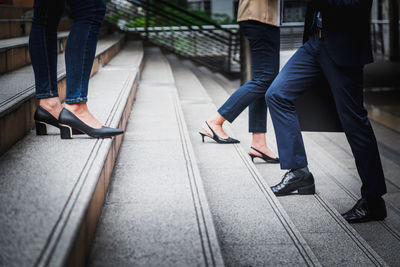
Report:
237,0,279,26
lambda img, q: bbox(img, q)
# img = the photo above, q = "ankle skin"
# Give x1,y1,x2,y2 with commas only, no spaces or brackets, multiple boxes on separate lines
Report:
39,97,63,119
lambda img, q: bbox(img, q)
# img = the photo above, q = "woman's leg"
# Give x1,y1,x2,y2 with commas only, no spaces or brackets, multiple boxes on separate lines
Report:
64,0,106,128
248,24,280,158
29,0,65,118
204,21,279,142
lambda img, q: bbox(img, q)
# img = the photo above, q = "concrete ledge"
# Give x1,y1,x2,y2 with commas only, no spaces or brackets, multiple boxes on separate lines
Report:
0,33,125,156
0,5,31,19
0,31,69,74
2,0,34,8
0,19,31,39
367,105,400,133
0,19,71,39
51,44,143,266
0,41,143,267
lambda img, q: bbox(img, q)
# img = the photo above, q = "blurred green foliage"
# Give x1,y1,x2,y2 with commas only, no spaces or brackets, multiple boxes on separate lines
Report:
105,0,234,27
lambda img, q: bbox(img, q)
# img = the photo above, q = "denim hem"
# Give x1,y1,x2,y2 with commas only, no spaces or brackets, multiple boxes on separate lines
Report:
249,129,267,133
65,97,88,104
36,93,59,99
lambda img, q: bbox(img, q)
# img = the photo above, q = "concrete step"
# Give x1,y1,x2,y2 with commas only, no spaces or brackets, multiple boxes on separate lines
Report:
0,31,69,74
171,56,388,266
0,33,125,156
0,18,72,40
166,53,321,266
0,41,143,267
216,64,400,265
88,47,224,266
0,4,31,19
305,130,400,266
0,19,31,39
1,0,33,8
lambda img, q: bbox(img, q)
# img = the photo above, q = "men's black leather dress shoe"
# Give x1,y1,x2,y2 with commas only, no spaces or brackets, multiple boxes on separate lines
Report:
271,167,315,196
342,198,387,223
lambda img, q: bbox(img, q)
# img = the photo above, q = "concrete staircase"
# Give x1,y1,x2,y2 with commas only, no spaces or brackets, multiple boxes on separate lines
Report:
1,35,399,266
87,47,397,266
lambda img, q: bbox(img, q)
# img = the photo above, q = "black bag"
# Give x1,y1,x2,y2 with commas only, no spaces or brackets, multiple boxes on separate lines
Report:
295,78,343,132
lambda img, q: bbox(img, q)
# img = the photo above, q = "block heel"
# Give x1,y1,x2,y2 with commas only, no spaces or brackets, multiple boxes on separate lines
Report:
298,183,315,195
59,124,73,139
35,121,48,135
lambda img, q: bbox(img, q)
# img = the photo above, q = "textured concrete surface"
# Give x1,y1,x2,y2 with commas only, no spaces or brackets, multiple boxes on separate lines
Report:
0,42,142,267
167,54,321,266
182,58,388,266
304,132,400,266
88,47,224,267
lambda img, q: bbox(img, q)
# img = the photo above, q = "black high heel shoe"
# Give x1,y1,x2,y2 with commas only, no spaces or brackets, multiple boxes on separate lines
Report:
249,146,279,163
34,106,83,135
58,108,124,139
199,121,240,144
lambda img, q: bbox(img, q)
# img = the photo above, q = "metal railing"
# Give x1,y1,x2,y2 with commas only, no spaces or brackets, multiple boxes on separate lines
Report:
105,1,397,74
371,19,391,56
105,0,240,74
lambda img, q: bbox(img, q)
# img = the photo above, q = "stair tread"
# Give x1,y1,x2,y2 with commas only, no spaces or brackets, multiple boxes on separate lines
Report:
88,47,224,267
0,41,143,267
185,58,398,266
166,54,323,266
0,33,124,117
0,18,31,22
0,31,68,50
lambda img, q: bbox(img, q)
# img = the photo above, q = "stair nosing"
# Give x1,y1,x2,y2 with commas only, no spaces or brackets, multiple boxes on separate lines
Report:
0,31,69,51
38,42,143,266
170,81,225,266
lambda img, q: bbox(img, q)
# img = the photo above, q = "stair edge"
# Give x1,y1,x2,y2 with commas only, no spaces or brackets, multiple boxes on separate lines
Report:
39,42,144,267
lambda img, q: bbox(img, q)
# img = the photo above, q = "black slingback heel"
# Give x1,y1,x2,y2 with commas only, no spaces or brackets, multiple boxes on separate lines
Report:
249,146,279,163
199,121,240,144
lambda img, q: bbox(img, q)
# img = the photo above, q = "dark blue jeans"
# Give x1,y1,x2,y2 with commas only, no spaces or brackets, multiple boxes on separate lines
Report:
29,0,106,103
218,20,280,133
266,34,386,199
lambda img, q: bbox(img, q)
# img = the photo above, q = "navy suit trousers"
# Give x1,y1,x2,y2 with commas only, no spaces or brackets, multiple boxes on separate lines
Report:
265,34,386,199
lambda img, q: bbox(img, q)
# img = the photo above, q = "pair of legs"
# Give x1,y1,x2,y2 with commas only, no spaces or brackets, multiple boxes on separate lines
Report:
266,34,387,200
29,0,106,128
205,20,280,158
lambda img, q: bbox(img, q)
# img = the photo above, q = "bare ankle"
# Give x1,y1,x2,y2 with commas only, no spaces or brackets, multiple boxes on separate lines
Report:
65,102,88,114
40,97,61,109
39,97,63,118
251,133,266,148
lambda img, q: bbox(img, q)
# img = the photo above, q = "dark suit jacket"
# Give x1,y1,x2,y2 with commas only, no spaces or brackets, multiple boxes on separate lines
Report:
303,0,373,67
296,0,373,131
